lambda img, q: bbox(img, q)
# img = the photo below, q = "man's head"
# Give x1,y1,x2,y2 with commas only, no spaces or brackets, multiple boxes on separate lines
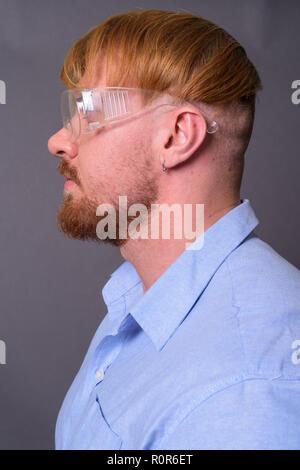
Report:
48,9,262,245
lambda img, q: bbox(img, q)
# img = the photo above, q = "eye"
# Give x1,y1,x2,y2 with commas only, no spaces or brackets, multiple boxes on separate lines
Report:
86,109,101,128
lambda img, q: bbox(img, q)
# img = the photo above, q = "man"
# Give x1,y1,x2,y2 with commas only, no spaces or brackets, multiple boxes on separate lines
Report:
48,9,300,450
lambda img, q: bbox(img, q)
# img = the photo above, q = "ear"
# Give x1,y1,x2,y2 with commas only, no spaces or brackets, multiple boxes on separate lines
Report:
158,106,207,170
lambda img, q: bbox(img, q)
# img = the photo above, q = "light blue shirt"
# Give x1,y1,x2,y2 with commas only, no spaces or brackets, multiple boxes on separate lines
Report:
55,198,300,450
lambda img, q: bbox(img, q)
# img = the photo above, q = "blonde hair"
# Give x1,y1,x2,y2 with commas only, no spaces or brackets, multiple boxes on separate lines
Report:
61,9,262,108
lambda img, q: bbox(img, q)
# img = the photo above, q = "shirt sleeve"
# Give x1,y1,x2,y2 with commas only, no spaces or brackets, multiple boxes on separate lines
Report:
154,378,300,450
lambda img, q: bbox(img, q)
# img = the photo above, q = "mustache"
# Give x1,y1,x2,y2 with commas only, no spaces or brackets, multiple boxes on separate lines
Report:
58,160,81,186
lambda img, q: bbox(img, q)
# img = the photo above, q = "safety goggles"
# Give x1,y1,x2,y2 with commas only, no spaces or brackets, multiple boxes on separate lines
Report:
61,87,218,141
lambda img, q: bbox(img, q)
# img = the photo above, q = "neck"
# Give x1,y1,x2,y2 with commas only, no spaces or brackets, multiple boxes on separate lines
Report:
120,195,241,293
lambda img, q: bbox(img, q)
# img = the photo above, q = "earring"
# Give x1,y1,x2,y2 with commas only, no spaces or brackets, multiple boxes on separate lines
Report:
162,160,167,172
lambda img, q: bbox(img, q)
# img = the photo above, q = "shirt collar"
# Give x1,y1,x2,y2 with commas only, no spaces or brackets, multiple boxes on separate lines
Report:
102,198,259,351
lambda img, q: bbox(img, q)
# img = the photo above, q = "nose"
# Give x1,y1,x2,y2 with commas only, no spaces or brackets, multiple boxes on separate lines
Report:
48,127,78,160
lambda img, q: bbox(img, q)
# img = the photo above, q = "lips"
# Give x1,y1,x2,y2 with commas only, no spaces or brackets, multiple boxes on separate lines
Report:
58,161,79,186
63,173,77,184
64,179,76,190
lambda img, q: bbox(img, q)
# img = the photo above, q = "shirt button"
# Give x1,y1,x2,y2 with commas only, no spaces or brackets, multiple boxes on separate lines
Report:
95,368,104,381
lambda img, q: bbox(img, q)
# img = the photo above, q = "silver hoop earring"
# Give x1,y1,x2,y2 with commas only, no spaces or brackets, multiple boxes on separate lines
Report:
162,161,167,172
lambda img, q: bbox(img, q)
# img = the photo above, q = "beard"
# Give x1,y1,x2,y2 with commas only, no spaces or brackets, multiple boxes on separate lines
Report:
56,158,159,247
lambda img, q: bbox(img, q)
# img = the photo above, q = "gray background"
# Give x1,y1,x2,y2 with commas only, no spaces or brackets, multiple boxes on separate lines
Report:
0,0,299,450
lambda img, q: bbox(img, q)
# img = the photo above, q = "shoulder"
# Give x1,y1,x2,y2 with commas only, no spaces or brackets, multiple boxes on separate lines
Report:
227,232,300,298
225,232,300,378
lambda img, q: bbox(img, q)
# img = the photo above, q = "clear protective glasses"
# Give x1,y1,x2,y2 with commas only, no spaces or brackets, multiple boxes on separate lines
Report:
61,87,218,142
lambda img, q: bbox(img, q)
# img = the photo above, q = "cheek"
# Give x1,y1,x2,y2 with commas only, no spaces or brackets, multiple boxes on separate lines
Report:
77,134,128,198
77,123,149,200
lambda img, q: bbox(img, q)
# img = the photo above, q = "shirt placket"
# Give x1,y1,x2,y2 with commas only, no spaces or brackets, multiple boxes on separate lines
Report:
88,313,135,390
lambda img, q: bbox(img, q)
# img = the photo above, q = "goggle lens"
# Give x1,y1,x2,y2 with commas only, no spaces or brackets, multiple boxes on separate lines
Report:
61,91,81,141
